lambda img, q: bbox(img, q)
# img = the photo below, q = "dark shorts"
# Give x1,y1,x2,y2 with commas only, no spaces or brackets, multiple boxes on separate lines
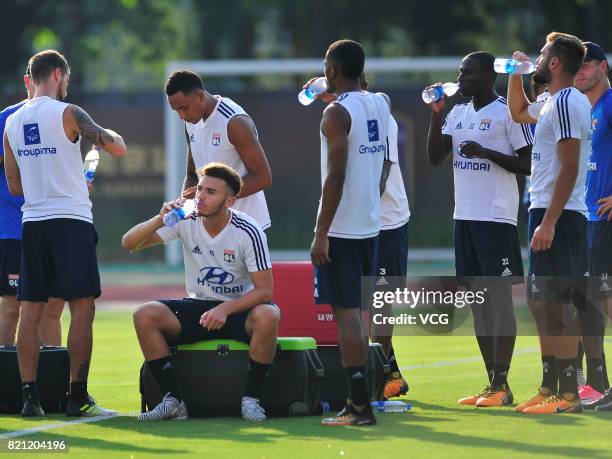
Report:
454,220,524,284
314,236,378,309
159,298,279,345
0,239,21,296
18,219,101,302
377,223,409,278
587,220,612,298
527,209,586,301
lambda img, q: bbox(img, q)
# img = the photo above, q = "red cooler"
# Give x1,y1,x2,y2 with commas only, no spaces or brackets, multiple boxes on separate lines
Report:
272,262,338,345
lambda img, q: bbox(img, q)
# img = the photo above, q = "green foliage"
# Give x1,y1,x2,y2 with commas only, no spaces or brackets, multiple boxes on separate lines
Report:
1,0,610,89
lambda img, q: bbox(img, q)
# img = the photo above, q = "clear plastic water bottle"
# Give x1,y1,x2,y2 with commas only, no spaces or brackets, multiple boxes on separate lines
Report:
371,400,411,413
494,58,537,75
298,77,328,106
320,401,330,414
83,148,99,183
421,82,459,104
163,199,196,227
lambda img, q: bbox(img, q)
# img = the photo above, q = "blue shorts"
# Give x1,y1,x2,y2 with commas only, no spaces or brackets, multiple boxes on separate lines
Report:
454,220,524,283
587,220,611,298
314,236,378,309
18,219,100,302
376,223,409,277
527,209,586,301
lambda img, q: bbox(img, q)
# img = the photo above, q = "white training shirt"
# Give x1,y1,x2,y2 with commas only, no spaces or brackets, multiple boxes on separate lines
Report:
442,97,533,225
381,114,410,230
526,87,591,212
319,91,390,239
5,96,92,223
185,97,271,230
156,209,271,302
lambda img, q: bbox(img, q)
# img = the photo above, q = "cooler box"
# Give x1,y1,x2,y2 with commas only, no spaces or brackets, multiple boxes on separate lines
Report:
0,345,69,414
140,337,324,417
317,343,390,411
272,262,338,344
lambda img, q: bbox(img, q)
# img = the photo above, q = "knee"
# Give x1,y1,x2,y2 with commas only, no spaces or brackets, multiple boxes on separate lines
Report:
250,305,281,333
133,303,165,331
44,299,64,320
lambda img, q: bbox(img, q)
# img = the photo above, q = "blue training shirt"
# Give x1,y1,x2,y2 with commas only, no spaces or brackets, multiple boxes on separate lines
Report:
0,100,26,239
586,89,612,222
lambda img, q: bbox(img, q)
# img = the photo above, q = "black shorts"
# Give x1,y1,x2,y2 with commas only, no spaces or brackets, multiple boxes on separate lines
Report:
0,239,21,296
314,236,378,309
454,220,524,284
527,209,586,301
587,220,612,298
18,219,101,302
159,298,279,345
377,223,409,277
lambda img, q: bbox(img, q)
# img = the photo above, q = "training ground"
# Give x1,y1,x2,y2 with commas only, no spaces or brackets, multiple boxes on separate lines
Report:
1,258,611,458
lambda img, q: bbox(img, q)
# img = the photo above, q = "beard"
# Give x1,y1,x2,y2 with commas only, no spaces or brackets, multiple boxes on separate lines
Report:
56,85,66,102
533,65,551,86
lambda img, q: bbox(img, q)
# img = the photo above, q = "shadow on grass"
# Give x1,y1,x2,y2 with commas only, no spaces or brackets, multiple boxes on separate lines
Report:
78,409,610,458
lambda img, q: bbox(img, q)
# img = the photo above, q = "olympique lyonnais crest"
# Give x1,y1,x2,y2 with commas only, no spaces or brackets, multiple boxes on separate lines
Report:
8,274,19,288
479,119,492,131
224,249,235,262
212,132,222,146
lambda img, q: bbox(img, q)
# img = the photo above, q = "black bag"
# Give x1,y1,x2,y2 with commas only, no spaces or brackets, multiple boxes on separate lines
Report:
140,337,324,417
317,343,390,411
0,345,69,414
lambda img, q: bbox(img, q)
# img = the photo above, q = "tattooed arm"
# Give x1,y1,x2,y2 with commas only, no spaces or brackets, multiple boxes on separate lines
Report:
64,104,127,157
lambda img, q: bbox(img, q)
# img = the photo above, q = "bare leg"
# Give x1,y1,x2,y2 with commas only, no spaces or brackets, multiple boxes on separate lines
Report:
39,297,64,346
133,302,181,360
67,297,95,383
245,304,280,364
0,295,20,345
17,301,45,381
333,307,368,367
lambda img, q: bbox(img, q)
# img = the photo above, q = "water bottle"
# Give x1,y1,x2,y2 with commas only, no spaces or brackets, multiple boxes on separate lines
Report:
421,82,459,104
162,199,196,227
298,77,328,105
494,58,537,75
371,400,411,413
83,148,99,183
320,401,330,414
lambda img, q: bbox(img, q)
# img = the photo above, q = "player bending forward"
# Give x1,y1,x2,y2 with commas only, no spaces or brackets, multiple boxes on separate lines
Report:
122,163,280,421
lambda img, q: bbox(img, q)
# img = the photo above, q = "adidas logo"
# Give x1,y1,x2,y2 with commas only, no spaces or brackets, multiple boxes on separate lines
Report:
192,246,202,254
376,277,388,286
456,122,463,129
501,267,512,277
161,362,173,370
351,371,364,379
600,281,610,292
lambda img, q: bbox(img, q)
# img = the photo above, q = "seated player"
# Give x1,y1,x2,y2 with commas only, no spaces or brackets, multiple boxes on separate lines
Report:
122,163,280,421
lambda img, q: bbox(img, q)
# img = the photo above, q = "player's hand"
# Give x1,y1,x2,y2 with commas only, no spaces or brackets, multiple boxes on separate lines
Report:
530,223,555,252
310,233,331,266
87,182,94,194
158,197,185,221
304,77,336,104
200,305,229,330
597,196,612,221
512,51,532,63
182,186,197,199
458,141,487,159
425,83,446,113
